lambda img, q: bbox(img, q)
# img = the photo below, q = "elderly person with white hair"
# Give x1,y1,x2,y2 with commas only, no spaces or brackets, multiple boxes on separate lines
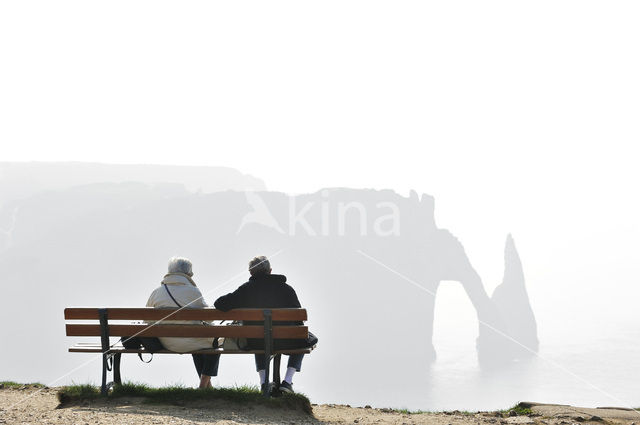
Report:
146,257,221,389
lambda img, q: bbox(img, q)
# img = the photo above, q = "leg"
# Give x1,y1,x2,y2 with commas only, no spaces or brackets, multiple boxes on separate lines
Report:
199,375,211,389
192,354,204,378
286,353,304,372
198,354,220,389
278,354,304,393
192,354,208,388
199,354,220,377
255,354,268,386
254,354,266,374
284,353,304,384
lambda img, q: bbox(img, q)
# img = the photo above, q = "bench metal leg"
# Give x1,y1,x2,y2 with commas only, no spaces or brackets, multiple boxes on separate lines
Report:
101,354,108,396
262,309,273,397
113,353,122,386
273,354,281,385
98,309,113,396
263,355,272,397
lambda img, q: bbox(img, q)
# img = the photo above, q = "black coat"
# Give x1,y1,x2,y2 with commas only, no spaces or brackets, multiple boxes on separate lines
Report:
214,274,312,350
214,274,301,311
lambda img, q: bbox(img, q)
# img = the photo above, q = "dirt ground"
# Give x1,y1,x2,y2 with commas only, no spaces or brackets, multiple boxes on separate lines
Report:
2,385,639,425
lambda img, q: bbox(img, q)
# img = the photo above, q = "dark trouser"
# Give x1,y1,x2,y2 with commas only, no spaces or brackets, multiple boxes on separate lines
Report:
192,353,221,377
254,353,304,372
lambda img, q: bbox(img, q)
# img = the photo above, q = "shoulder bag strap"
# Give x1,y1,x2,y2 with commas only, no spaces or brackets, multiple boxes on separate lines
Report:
162,284,182,308
161,284,221,349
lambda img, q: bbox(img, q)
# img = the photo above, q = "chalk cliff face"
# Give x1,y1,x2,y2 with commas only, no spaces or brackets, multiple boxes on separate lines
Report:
0,162,538,385
0,162,266,209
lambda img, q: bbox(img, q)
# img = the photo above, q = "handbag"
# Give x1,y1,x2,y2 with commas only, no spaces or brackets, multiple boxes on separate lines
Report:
120,334,164,363
305,331,319,348
220,321,249,350
119,284,180,362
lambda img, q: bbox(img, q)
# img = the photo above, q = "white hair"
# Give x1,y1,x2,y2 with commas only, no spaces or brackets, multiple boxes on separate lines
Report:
249,255,270,276
168,256,193,276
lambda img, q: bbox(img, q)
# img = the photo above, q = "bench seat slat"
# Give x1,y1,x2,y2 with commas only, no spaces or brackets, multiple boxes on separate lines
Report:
66,324,308,339
68,345,314,355
64,308,307,321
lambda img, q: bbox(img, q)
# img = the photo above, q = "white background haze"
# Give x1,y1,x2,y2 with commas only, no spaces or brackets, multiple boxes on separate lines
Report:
1,0,639,411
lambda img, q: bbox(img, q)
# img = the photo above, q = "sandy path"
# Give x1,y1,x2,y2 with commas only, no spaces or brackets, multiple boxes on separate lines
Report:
2,386,638,425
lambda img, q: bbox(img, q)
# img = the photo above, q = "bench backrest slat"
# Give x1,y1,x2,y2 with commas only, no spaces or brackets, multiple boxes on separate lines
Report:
65,324,309,339
64,308,307,322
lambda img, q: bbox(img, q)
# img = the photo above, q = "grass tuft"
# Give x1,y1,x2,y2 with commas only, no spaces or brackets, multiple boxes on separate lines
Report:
498,402,533,417
57,382,313,414
57,384,101,404
0,381,45,389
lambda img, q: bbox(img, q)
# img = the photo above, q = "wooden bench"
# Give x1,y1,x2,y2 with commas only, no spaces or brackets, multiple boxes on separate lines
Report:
64,307,314,396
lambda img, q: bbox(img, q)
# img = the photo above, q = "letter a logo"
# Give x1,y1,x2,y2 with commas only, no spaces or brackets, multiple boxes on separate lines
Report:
236,191,285,235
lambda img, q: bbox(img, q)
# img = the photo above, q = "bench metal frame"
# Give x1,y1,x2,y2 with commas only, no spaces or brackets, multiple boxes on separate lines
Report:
66,307,311,397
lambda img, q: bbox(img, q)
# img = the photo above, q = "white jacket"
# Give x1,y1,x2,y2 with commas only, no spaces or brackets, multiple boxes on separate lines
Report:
146,273,215,353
